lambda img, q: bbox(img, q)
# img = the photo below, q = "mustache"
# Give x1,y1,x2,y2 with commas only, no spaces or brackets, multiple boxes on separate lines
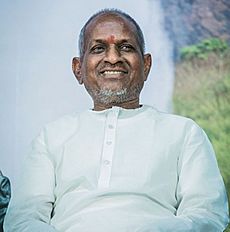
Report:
99,60,128,68
98,62,129,72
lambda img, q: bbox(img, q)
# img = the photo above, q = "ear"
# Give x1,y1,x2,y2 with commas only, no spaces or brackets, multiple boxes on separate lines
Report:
143,53,152,81
72,57,83,84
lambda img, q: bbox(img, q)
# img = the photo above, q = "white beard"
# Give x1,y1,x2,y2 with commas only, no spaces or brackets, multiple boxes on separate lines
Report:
97,88,128,104
87,83,143,105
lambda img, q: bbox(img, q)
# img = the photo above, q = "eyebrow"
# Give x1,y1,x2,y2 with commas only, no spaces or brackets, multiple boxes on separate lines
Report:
90,39,133,45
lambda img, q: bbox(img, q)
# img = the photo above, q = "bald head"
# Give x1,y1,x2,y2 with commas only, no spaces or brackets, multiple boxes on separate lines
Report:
78,9,145,60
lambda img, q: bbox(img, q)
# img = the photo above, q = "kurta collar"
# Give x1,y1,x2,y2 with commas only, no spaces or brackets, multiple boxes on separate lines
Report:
88,104,151,119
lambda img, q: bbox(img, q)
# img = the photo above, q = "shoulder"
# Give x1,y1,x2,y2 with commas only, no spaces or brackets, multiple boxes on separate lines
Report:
144,105,199,129
44,112,79,133
143,105,204,141
35,110,90,150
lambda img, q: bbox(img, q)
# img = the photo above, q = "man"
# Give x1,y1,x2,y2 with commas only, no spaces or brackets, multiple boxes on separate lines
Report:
4,9,229,232
0,171,11,232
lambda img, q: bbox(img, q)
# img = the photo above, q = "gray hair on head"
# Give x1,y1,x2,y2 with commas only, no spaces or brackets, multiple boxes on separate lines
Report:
78,8,146,60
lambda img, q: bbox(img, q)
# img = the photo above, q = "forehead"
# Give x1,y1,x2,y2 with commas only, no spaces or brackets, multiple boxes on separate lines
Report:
85,14,137,42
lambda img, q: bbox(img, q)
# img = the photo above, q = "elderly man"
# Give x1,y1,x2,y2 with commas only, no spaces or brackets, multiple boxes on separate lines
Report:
4,9,229,232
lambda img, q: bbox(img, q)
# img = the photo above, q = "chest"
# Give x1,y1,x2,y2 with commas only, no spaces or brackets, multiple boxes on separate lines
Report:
54,118,181,193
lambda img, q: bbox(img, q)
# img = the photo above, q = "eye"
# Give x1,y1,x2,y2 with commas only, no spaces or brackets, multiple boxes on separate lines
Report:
90,45,105,54
120,44,135,52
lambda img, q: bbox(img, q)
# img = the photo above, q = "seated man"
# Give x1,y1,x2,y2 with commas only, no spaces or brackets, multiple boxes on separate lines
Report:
0,171,11,232
4,9,229,232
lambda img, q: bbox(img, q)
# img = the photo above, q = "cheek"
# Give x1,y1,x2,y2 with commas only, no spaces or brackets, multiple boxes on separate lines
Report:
82,60,100,85
82,55,99,72
129,58,146,83
85,60,96,73
131,59,144,74
129,54,143,68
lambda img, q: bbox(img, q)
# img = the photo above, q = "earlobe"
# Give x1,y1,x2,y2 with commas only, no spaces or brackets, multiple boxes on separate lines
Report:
72,57,83,84
143,54,152,81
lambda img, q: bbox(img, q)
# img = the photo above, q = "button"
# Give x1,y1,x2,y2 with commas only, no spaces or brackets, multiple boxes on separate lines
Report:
103,160,110,165
108,124,114,129
106,141,112,145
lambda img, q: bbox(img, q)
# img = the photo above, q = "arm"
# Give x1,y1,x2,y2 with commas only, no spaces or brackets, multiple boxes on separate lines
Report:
3,130,58,232
136,123,229,232
174,123,229,231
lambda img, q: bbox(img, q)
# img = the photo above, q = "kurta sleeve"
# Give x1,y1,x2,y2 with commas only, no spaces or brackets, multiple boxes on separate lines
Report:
3,129,58,232
136,122,229,232
175,123,229,231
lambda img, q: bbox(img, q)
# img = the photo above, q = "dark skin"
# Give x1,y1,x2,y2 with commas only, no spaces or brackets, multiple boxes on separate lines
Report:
72,13,152,111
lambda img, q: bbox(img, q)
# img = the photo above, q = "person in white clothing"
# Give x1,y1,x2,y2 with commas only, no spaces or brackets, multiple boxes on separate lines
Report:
4,8,229,232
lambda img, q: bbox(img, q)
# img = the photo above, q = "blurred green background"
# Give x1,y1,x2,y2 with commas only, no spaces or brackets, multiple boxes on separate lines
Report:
173,38,230,231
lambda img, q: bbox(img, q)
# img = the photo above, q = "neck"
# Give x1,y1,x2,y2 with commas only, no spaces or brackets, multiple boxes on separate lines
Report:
93,98,140,111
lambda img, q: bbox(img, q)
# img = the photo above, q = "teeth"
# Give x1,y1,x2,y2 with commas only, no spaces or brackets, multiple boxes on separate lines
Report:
103,71,124,75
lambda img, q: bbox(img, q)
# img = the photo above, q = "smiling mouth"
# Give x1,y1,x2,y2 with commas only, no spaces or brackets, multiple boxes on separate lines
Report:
99,70,128,78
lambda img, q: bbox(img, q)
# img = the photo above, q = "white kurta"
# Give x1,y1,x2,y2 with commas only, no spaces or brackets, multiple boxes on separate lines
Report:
4,105,229,232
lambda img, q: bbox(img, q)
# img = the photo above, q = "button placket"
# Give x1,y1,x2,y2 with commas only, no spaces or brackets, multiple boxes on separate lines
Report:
108,124,114,129
98,108,119,189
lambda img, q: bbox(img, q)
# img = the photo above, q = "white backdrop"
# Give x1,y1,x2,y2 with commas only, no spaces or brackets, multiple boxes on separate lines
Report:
0,0,174,187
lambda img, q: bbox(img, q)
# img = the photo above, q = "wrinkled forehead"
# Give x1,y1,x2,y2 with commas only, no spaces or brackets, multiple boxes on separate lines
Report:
84,13,138,43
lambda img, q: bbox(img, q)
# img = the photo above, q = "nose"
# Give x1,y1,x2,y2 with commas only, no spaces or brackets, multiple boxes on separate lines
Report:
104,46,122,64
